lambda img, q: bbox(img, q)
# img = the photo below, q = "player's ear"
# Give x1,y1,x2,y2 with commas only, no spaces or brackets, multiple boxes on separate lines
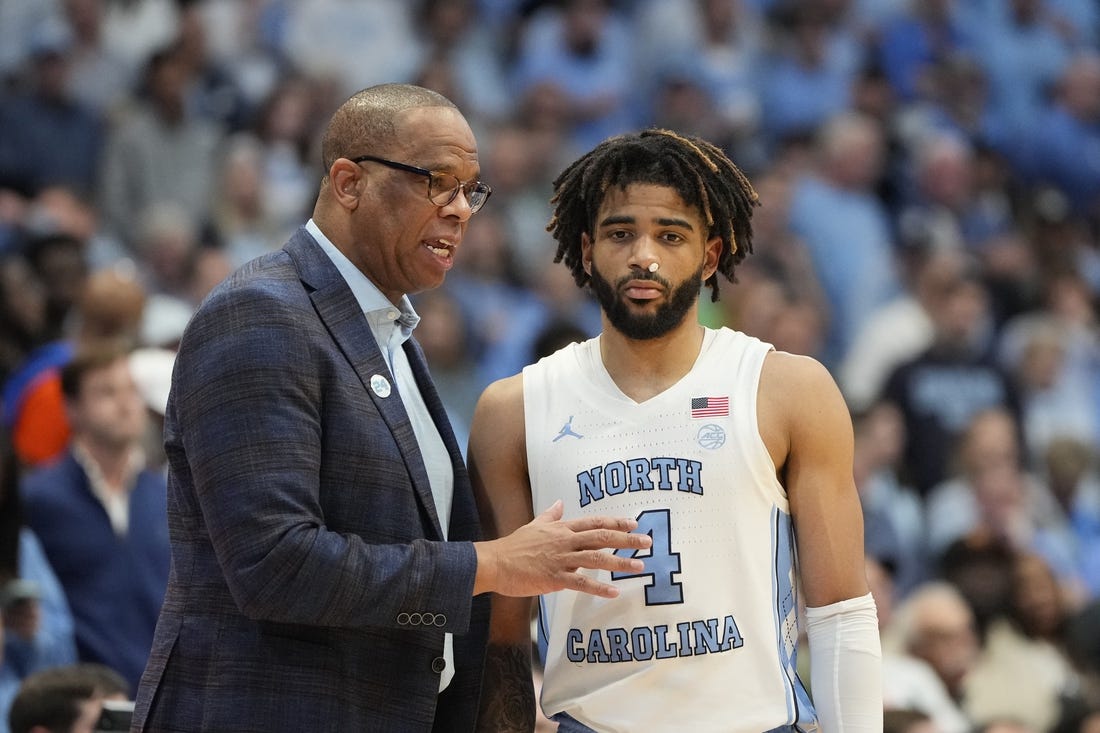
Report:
581,232,593,276
702,235,722,281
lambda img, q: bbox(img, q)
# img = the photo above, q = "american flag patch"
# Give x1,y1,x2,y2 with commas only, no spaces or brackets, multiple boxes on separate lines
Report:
691,396,729,418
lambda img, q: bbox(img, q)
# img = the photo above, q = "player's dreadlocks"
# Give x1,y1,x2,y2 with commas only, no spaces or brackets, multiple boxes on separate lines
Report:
547,128,759,302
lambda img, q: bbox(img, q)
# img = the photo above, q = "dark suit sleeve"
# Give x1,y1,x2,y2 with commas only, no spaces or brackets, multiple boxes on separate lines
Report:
167,281,478,632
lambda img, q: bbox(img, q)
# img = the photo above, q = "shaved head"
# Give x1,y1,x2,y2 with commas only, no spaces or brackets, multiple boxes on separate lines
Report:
320,84,458,171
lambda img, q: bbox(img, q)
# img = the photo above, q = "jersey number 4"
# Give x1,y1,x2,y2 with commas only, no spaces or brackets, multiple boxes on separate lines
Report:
611,509,683,605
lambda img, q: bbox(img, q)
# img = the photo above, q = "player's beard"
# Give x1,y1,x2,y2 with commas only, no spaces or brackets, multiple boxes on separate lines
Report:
589,260,703,340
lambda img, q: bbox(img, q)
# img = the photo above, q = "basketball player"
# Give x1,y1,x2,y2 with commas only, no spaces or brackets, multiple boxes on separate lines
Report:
469,130,882,732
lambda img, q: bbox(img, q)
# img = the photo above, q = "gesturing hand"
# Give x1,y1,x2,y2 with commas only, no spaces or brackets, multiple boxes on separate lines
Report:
474,500,652,598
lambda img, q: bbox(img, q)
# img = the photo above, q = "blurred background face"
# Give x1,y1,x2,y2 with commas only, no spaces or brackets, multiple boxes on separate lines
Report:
0,258,46,339
63,0,103,40
1011,554,1063,638
148,54,188,117
912,596,979,693
563,0,608,55
962,410,1019,476
34,52,71,100
1062,56,1100,121
31,238,89,330
929,278,988,350
261,80,314,144
919,140,974,210
972,461,1025,530
68,357,147,449
863,401,905,467
823,117,884,189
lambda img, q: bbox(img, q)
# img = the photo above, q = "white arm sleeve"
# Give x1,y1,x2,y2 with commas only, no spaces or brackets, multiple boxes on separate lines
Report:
805,592,883,733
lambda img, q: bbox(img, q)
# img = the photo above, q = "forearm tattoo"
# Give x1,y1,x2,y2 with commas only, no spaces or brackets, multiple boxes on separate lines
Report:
477,643,535,733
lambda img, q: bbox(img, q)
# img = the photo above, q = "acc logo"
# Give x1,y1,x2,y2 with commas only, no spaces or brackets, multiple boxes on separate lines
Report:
697,424,726,450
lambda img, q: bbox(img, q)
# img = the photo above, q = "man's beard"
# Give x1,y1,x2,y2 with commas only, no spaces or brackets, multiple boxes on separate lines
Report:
589,261,703,340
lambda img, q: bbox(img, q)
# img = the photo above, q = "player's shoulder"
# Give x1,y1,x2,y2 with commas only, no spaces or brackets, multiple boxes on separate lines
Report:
473,372,525,425
481,372,525,403
760,350,843,409
470,373,527,458
762,349,835,386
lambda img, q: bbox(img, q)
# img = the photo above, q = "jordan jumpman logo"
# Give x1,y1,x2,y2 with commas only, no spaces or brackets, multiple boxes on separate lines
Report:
553,416,583,441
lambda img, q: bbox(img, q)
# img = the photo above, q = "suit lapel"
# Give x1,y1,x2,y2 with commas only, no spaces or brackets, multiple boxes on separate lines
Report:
403,339,477,540
284,230,445,539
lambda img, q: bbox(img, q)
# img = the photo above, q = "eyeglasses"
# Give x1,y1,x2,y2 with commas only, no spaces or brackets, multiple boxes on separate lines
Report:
350,154,492,214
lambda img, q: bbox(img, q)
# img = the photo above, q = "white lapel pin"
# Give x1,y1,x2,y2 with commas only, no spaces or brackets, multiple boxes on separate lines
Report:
370,374,391,398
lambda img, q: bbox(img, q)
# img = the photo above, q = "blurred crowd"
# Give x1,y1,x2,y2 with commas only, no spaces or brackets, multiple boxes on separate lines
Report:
1,0,1100,731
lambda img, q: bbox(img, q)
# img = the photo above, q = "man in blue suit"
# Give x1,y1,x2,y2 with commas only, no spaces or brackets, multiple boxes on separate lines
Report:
132,83,650,732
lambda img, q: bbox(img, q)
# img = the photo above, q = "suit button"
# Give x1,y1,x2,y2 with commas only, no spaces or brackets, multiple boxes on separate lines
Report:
434,614,447,627
397,613,410,625
422,613,436,626
410,613,423,625
431,657,447,674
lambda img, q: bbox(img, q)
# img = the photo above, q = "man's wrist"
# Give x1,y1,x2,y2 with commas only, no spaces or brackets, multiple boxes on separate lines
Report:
472,540,498,596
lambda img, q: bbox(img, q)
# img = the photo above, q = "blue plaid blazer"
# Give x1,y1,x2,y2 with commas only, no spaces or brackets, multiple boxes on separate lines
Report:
132,228,489,732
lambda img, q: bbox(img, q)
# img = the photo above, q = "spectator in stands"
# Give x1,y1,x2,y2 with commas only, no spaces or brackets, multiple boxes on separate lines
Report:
874,560,973,733
1006,316,1097,468
208,134,284,269
887,581,981,716
409,0,511,125
876,0,977,103
97,46,221,248
940,533,1017,637
279,0,419,98
0,24,105,199
841,246,972,412
22,234,88,346
172,2,250,133
964,552,1084,731
757,1,863,150
970,0,1073,159
787,111,901,369
927,409,1079,596
4,264,148,470
20,342,169,692
895,132,1013,255
247,75,322,237
1018,52,1100,221
897,51,1010,152
125,347,174,476
633,0,765,167
1041,437,1100,598
854,400,928,596
60,0,137,116
510,0,634,152
473,122,560,283
0,431,77,732
8,663,128,733
0,256,46,389
880,258,1017,495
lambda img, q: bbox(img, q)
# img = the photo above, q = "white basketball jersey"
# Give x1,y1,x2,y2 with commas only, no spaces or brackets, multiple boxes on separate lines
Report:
523,327,818,733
